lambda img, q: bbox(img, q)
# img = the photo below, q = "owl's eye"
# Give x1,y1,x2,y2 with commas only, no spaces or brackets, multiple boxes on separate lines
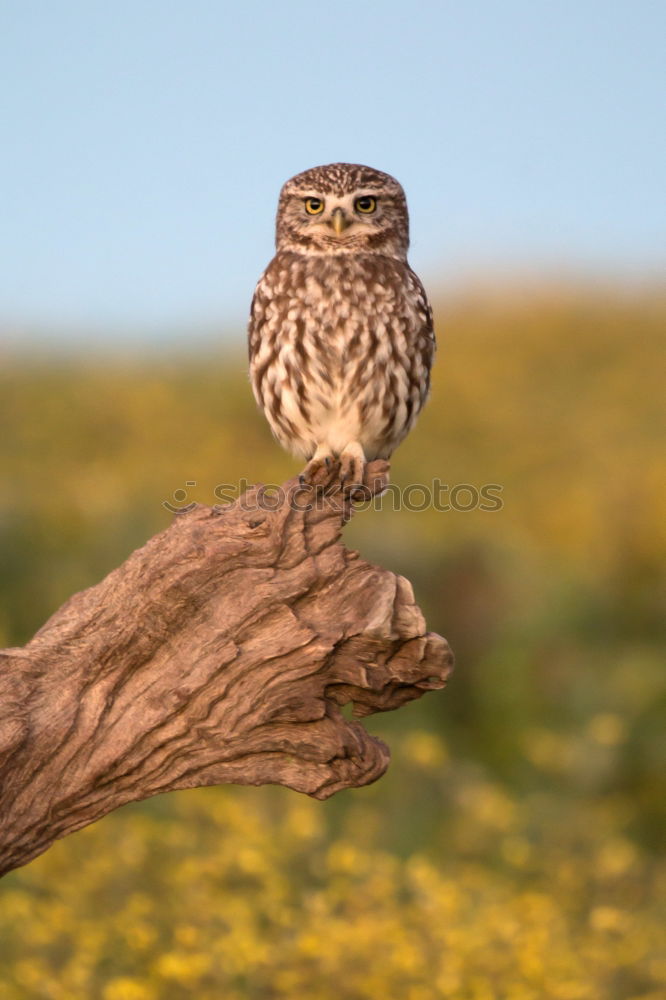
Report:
304,197,324,215
355,195,377,214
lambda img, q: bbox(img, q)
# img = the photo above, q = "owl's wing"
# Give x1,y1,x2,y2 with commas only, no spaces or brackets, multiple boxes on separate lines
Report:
247,264,278,410
407,267,436,408
247,275,266,363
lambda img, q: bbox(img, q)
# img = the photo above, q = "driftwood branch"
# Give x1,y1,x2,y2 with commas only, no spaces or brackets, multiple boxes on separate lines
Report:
0,462,453,877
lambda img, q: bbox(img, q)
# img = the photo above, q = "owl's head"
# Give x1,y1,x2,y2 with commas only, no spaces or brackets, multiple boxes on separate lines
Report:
275,163,409,258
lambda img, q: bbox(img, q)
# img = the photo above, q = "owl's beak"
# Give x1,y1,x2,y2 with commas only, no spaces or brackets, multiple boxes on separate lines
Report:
330,207,351,235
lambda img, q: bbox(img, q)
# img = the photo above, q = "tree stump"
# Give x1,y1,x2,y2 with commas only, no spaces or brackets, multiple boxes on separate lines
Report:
0,462,453,877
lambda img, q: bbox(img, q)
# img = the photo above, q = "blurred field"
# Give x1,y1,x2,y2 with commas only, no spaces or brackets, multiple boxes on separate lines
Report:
0,286,664,999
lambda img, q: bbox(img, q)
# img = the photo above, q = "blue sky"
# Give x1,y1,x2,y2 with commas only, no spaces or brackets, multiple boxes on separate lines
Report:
1,0,664,340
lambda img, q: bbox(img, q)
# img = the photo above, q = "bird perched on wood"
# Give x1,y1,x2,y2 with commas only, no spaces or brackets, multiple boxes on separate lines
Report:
248,162,435,487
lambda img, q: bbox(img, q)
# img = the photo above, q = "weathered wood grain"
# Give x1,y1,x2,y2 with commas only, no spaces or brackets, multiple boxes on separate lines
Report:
0,462,453,876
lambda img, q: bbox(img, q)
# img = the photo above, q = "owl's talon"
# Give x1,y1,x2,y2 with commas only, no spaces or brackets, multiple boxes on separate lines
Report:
301,454,335,486
339,443,366,492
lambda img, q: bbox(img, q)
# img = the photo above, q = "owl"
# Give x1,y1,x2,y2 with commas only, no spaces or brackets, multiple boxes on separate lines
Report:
248,162,435,487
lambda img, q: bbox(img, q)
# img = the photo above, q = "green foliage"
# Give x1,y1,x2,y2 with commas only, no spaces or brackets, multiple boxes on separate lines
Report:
1,288,664,997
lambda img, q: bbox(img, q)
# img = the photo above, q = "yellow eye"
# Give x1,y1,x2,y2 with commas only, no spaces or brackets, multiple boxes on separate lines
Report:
355,195,377,214
304,197,324,215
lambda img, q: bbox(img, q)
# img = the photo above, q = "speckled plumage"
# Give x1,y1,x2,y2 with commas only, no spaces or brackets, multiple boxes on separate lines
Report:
248,163,435,482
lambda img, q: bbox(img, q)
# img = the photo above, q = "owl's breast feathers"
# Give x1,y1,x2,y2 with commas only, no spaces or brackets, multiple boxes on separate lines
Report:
248,252,435,461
